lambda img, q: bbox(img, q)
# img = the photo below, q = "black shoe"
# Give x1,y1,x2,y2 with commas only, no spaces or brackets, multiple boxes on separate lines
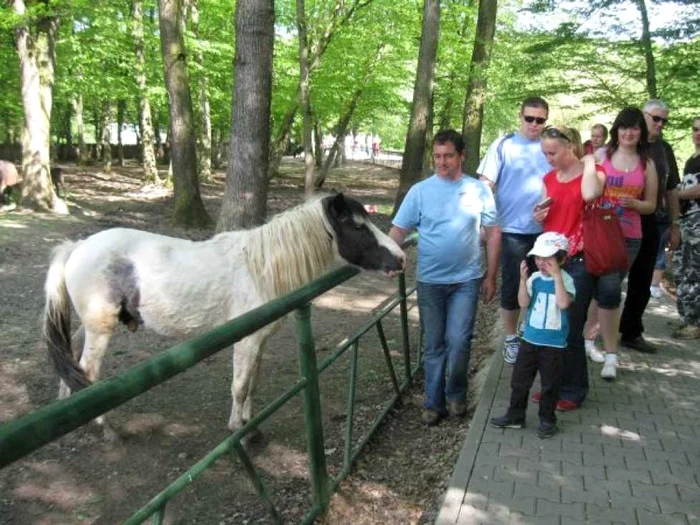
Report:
537,421,558,439
422,409,441,426
448,400,467,418
620,335,657,354
490,414,525,429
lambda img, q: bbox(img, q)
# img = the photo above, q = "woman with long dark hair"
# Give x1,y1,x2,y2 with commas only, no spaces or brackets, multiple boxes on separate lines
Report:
585,107,659,380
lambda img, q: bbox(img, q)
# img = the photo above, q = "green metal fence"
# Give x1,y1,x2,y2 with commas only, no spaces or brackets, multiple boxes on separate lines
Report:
0,240,420,524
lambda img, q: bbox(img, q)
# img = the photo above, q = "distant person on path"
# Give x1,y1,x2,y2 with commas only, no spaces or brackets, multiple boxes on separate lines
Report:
619,100,680,354
477,96,552,365
490,232,575,439
673,117,700,340
583,124,608,155
390,129,500,426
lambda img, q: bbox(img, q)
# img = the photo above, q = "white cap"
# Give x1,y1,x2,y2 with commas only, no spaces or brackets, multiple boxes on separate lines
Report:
528,231,569,257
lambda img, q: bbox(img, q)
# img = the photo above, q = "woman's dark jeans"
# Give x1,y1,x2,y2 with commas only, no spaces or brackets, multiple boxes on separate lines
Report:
559,255,596,405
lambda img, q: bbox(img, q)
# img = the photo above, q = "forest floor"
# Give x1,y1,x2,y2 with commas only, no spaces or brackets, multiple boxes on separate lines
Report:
0,159,497,525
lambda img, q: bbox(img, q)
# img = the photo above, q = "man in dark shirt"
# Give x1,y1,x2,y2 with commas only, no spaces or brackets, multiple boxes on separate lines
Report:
620,99,681,353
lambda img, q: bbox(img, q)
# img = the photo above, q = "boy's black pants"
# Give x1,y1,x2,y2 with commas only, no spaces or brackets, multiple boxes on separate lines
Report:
507,340,564,424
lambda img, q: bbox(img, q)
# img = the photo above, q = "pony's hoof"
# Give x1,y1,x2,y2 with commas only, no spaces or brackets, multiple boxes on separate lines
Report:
103,425,122,443
242,428,267,454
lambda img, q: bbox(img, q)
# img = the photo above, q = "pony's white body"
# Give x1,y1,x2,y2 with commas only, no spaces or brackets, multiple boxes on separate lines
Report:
66,229,259,337
43,195,404,435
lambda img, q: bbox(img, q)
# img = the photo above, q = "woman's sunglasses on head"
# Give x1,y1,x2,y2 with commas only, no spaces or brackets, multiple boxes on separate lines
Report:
542,126,572,142
523,115,547,125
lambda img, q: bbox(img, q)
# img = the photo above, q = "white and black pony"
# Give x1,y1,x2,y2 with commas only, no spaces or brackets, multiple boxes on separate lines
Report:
43,193,404,435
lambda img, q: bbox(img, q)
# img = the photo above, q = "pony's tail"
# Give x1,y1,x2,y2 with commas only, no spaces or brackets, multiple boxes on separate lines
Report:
43,241,91,391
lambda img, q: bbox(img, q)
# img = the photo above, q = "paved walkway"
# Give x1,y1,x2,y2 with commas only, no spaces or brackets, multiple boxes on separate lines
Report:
436,292,700,525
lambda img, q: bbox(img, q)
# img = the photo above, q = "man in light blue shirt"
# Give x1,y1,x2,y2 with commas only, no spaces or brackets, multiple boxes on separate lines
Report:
390,129,500,426
477,96,552,365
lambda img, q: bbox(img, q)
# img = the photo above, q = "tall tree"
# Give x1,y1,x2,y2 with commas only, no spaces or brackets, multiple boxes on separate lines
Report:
158,0,210,227
189,0,213,183
393,0,440,213
12,0,66,213
634,0,656,98
461,0,498,175
217,0,274,230
132,0,161,184
296,0,316,197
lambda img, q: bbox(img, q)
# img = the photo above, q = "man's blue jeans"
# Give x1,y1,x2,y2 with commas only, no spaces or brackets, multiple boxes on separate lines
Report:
417,279,481,414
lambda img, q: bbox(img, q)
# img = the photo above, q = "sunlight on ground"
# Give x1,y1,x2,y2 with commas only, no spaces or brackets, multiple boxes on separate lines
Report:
255,442,310,479
0,219,28,229
123,185,172,200
600,424,641,441
0,362,34,422
15,462,97,509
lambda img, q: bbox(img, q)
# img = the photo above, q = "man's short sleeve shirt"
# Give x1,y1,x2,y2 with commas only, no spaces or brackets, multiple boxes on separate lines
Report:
393,174,497,284
477,133,550,234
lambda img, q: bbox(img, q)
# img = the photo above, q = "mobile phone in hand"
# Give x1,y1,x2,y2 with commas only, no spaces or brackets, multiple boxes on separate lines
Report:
535,196,553,210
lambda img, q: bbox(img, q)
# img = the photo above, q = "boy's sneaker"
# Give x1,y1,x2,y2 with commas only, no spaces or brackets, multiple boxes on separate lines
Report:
503,336,519,364
601,353,617,380
585,339,605,363
649,285,663,299
537,421,558,439
490,414,525,429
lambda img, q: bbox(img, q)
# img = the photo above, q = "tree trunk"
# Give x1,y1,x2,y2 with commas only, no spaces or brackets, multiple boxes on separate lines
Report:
314,116,323,168
296,0,316,197
13,0,66,214
217,0,274,230
117,99,126,166
133,0,162,183
634,0,657,99
190,0,212,183
101,100,114,173
158,0,211,228
461,0,498,175
393,0,440,214
268,98,299,180
72,95,86,165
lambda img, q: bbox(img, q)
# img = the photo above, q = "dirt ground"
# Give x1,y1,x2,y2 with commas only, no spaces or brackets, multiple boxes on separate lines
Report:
0,159,497,524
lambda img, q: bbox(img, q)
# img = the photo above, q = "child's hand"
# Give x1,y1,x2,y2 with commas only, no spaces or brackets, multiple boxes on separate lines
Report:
543,258,562,277
519,260,529,281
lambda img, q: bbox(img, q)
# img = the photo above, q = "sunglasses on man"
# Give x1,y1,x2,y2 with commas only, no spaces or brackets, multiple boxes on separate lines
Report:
644,112,668,125
523,115,547,125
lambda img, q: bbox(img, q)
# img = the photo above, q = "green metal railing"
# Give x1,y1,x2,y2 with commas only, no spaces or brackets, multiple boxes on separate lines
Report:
0,238,420,524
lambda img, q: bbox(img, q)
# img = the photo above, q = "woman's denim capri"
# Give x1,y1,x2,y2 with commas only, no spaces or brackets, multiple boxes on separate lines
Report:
594,237,642,309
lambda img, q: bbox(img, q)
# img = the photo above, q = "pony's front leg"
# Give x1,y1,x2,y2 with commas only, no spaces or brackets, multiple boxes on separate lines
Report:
228,335,264,432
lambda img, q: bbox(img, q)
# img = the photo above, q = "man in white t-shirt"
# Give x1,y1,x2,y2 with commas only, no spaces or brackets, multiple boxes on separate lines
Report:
390,129,500,426
477,96,552,365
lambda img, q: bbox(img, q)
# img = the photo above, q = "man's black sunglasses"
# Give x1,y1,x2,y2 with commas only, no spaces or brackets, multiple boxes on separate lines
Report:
523,115,547,125
645,112,668,125
542,126,572,142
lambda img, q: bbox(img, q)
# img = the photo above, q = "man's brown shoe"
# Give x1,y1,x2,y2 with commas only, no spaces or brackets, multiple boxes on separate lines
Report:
448,401,467,418
422,409,441,426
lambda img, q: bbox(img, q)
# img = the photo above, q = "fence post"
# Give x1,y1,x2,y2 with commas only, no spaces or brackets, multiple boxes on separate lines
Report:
295,304,329,513
398,272,412,381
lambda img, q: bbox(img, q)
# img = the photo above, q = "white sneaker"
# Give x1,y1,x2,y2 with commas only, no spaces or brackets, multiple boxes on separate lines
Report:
503,337,519,365
650,286,663,299
601,354,617,380
585,340,605,363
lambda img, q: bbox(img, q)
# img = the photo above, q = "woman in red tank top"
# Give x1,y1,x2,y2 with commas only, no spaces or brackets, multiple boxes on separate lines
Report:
529,126,605,411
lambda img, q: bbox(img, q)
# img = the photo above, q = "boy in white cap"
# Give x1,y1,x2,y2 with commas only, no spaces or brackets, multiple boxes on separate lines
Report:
490,232,575,438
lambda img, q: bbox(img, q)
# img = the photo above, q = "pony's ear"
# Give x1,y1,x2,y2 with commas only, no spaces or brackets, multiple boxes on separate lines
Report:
328,192,349,219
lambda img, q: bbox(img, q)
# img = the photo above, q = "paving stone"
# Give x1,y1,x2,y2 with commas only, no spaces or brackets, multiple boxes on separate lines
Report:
475,455,519,470
499,444,541,460
517,458,563,475
631,480,680,501
468,479,513,498
659,498,700,519
536,500,584,519
561,463,605,479
604,467,653,483
678,485,700,503
492,466,537,485
584,502,638,525
513,481,559,502
582,450,625,468
487,494,536,516
539,471,583,491
636,509,690,525
644,448,690,465
603,443,646,461
621,436,663,451
583,476,632,496
608,492,661,513
512,514,560,525
562,442,603,455
561,486,611,506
